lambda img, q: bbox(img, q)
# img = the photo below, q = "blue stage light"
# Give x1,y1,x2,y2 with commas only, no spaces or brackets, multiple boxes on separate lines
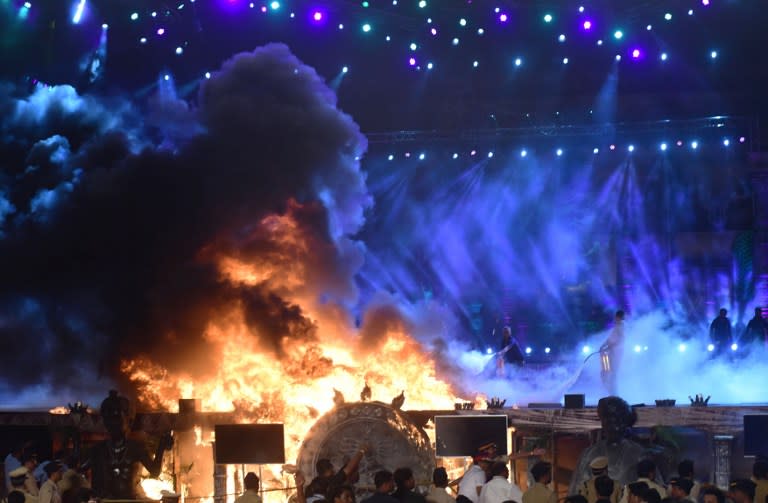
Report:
707,344,715,352
514,58,522,67
634,345,642,353
362,23,371,32
452,153,458,159
130,12,138,20
582,345,591,354
678,343,687,352
520,149,527,158
613,30,623,40
204,72,211,79
628,145,635,152
525,347,532,355
556,148,563,156
593,148,599,154
72,0,86,24
691,140,699,150
723,138,730,146
418,153,425,160
387,154,394,161
660,142,668,151
486,347,493,355
342,66,349,73
731,343,738,351
544,347,551,354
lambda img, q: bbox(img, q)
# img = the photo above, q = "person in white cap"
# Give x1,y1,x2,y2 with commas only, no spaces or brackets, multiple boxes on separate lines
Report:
9,466,39,503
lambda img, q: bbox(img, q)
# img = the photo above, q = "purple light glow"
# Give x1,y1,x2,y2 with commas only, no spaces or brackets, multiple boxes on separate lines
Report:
261,5,267,12
312,10,323,21
702,0,710,4
430,27,437,35
156,27,165,35
631,48,641,59
499,13,508,22
582,20,592,30
408,57,416,66
740,136,746,143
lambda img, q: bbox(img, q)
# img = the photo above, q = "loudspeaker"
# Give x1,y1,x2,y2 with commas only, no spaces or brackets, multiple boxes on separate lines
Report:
214,424,285,464
434,415,508,457
564,394,585,409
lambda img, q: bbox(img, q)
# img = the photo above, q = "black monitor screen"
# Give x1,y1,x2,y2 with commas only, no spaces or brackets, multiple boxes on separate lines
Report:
214,424,285,464
744,415,768,457
434,415,508,457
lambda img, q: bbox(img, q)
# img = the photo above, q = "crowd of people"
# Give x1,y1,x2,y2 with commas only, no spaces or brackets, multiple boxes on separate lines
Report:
282,445,767,503
3,444,93,503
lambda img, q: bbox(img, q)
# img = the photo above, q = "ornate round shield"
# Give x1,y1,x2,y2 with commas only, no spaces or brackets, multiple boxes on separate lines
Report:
297,402,433,491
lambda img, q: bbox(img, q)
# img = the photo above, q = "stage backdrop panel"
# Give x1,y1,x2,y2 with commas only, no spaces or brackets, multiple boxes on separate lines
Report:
214,424,285,464
744,415,768,457
435,415,508,457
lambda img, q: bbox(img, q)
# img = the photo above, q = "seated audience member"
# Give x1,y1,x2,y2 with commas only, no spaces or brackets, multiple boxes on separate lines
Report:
729,480,757,503
479,462,523,503
427,468,455,503
361,471,399,503
522,462,556,503
668,478,694,503
393,468,426,503
595,477,615,503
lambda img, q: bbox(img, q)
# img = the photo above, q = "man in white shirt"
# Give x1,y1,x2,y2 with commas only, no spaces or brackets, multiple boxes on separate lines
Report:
619,460,666,503
458,452,492,503
234,473,262,503
480,462,523,503
427,468,454,503
38,462,63,503
5,444,24,491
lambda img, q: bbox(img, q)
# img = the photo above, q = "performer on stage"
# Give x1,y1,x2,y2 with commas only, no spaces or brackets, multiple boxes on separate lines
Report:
496,326,525,375
599,311,625,395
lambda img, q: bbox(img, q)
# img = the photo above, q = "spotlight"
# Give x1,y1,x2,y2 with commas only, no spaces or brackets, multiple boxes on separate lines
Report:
597,40,603,46
702,0,710,5
520,149,527,158
558,34,566,42
593,148,599,154
664,13,672,21
487,151,494,158
477,28,484,35
582,345,591,354
410,42,417,50
408,57,416,66
634,345,642,353
362,23,371,32
473,60,479,67
151,11,157,17
731,343,738,351
204,72,211,79
385,35,390,41
647,24,652,31
691,140,699,150
175,46,183,55
338,23,344,29
723,138,730,146
678,343,687,352
139,37,147,44
459,18,467,26
544,347,551,354
157,28,165,35
72,0,86,24
525,347,533,355
710,50,718,59
499,13,508,22
544,14,553,23
707,343,715,352
23,1,30,7
740,136,746,143
514,57,522,67
615,54,622,61
387,154,394,161
660,142,668,151
578,6,584,13
631,49,641,59
269,0,280,10
163,74,170,81
405,152,411,158
417,0,426,7
610,144,616,150
583,20,592,30
677,140,683,147
470,150,476,156
312,10,323,21
130,12,138,20
661,52,668,61
562,57,569,64
688,9,693,15
613,30,623,39
452,37,459,46
342,66,349,73
452,153,458,159
628,145,635,152
430,28,437,35
427,62,433,70
486,347,493,355
418,152,425,160
556,148,563,156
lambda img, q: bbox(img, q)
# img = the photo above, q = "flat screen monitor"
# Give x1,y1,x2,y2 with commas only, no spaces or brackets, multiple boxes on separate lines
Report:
434,415,508,457
744,415,768,457
214,424,285,464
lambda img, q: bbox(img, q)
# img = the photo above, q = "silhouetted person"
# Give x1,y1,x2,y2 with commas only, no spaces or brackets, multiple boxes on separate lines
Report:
393,468,426,503
668,478,693,503
595,476,615,503
600,311,625,395
676,460,699,501
361,471,399,503
235,473,261,503
701,487,725,503
729,480,756,503
427,468,454,503
523,462,556,503
709,309,732,351
744,308,768,345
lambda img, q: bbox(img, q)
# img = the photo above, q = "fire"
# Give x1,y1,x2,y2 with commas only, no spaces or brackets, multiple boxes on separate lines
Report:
49,406,69,415
122,201,465,502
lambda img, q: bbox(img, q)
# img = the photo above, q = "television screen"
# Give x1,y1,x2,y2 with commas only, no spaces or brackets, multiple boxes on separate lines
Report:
214,424,285,464
434,415,508,457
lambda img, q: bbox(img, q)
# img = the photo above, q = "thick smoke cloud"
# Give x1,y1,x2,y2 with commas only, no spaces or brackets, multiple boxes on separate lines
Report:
0,44,369,406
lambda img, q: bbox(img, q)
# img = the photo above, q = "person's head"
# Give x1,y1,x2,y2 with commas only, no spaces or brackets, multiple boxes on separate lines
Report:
590,457,609,477
753,460,768,480
637,459,656,480
531,462,552,485
615,310,625,322
329,485,354,503
100,390,134,440
642,489,661,503
729,480,756,503
701,487,725,503
719,308,727,317
669,478,693,499
244,472,259,491
9,467,28,488
565,496,588,503
433,467,448,488
595,476,614,499
21,452,37,469
374,470,395,494
44,461,64,483
8,491,25,503
628,482,649,503
677,460,694,479
316,459,335,478
307,477,331,498
393,468,415,491
597,397,637,445
490,462,509,479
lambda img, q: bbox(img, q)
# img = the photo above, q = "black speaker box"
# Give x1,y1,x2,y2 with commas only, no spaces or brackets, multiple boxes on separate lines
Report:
564,394,585,409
